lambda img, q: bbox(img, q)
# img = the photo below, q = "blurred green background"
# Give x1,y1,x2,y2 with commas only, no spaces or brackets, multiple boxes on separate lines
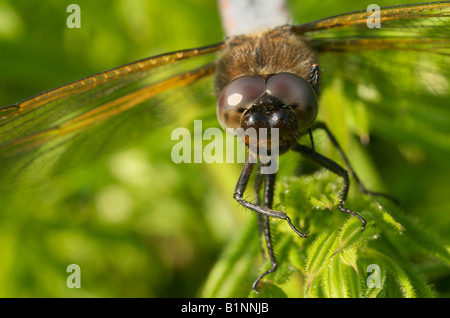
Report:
0,0,448,297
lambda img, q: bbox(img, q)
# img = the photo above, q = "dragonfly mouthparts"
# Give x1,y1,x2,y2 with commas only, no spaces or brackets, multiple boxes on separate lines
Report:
241,95,299,154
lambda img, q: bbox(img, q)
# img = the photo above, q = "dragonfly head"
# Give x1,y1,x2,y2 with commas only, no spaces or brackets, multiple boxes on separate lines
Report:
217,73,318,155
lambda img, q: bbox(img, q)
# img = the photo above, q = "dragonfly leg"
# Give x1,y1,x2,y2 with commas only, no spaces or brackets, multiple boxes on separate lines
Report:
306,121,400,205
252,216,278,294
292,142,367,230
234,154,309,294
251,171,279,293
234,155,309,238
253,167,266,258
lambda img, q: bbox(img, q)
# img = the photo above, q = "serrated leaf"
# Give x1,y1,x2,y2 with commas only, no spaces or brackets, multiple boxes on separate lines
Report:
310,195,333,210
305,232,339,293
340,245,359,275
365,247,435,298
367,200,403,233
322,255,348,297
334,215,378,255
342,260,362,297
384,204,450,265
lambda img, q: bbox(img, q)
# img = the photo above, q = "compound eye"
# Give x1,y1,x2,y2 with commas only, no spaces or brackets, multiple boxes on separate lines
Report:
217,76,265,131
266,73,318,131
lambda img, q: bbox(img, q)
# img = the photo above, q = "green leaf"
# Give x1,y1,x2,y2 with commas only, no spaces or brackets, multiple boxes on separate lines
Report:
273,168,446,298
364,248,435,298
304,232,339,294
340,245,359,275
201,218,260,298
385,204,450,265
335,215,378,254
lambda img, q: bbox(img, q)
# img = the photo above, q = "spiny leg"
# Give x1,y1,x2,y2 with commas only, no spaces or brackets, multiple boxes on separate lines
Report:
292,142,367,230
253,167,266,258
305,122,400,205
234,154,309,238
234,154,308,293
252,171,278,293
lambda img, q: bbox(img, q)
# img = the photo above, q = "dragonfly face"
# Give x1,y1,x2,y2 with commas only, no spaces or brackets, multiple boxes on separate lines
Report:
216,26,319,155
0,1,449,297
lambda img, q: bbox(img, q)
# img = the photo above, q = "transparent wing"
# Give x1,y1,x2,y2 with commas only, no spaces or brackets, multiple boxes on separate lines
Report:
293,1,450,157
0,43,223,189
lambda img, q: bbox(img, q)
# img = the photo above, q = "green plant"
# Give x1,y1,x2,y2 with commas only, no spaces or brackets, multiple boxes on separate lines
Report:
202,169,450,297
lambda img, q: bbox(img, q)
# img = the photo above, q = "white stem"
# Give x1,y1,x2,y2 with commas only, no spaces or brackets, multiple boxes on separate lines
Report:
218,0,292,37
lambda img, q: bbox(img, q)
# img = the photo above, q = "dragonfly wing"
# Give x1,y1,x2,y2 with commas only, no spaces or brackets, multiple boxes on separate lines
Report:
294,1,450,156
0,43,223,189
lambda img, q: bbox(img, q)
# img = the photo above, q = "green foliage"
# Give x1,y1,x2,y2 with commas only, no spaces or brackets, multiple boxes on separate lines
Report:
203,170,450,298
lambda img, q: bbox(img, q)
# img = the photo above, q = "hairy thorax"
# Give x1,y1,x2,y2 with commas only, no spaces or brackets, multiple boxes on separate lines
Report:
214,25,319,96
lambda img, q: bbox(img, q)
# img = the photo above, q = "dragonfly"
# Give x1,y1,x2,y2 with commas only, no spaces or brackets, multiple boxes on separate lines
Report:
0,0,449,294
